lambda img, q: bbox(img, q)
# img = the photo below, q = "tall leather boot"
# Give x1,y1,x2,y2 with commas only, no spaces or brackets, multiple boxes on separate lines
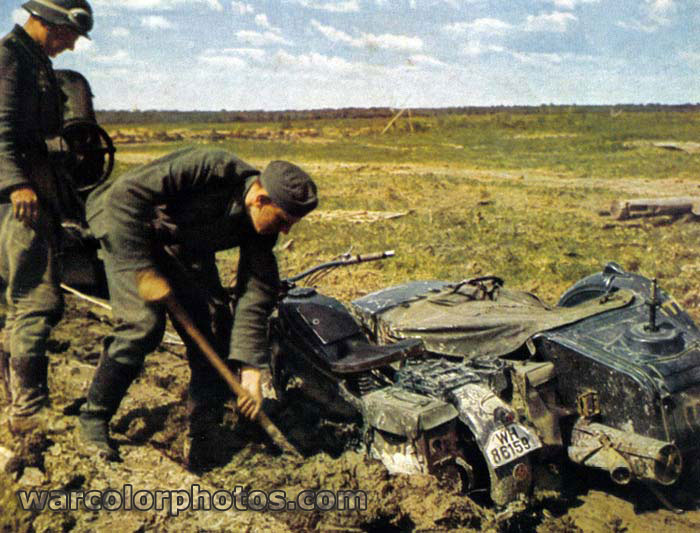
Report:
182,328,233,471
183,342,233,468
7,356,49,434
79,353,140,462
185,397,225,471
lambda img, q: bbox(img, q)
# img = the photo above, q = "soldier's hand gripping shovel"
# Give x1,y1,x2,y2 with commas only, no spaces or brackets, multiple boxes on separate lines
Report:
137,270,302,458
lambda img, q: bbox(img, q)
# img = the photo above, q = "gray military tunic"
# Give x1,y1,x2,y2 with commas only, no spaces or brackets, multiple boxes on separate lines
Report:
0,25,64,416
86,147,280,403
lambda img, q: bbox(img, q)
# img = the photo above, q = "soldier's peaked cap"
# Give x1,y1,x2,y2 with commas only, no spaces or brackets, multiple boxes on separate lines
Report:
260,161,318,217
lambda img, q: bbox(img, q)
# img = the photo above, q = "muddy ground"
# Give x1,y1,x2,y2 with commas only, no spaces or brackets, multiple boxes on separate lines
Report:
2,162,700,532
0,295,492,533
2,295,700,533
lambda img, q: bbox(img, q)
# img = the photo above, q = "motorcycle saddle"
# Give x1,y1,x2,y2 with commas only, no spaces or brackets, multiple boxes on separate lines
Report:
294,301,425,374
328,337,424,374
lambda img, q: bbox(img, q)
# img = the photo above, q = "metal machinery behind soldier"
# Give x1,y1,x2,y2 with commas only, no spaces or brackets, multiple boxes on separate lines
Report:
49,69,115,296
271,256,699,508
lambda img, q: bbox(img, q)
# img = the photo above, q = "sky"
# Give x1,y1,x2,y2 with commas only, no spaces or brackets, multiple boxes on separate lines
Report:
4,0,699,111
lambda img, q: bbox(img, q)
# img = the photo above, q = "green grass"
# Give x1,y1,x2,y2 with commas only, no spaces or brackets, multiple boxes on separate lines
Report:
108,109,700,177
110,108,700,317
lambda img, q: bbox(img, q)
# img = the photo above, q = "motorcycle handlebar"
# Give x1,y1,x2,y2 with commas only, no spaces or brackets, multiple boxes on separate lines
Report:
356,250,395,262
283,250,395,284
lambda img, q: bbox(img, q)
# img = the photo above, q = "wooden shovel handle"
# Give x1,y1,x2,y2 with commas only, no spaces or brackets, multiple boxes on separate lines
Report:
163,293,301,458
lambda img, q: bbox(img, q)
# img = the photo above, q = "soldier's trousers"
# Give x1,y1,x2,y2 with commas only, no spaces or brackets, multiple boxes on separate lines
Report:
83,247,233,418
0,204,63,416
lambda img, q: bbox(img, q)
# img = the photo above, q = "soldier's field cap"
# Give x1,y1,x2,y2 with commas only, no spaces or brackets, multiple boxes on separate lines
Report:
23,0,94,38
260,161,318,218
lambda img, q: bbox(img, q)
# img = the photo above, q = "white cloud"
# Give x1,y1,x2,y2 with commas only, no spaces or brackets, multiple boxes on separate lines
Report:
362,33,423,52
524,11,577,32
291,0,360,13
141,16,175,29
236,30,292,46
646,0,676,25
407,54,446,68
461,41,505,56
616,0,677,34
196,47,371,82
198,52,247,68
550,0,600,8
504,49,595,66
254,14,280,33
375,0,472,7
92,0,223,10
74,38,94,53
615,20,657,33
199,47,266,65
648,0,675,13
273,50,360,74
311,20,423,52
510,51,564,64
231,1,254,14
223,47,266,60
111,27,131,38
445,18,514,36
93,50,136,65
310,19,356,45
445,17,512,59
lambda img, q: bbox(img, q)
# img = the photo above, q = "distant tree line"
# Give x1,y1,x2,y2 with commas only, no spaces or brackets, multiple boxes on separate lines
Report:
95,104,700,125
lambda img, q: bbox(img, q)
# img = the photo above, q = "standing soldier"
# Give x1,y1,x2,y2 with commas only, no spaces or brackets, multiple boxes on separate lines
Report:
79,146,318,466
0,0,94,433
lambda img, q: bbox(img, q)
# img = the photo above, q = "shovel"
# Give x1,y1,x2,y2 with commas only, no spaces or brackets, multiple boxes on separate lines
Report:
138,272,302,458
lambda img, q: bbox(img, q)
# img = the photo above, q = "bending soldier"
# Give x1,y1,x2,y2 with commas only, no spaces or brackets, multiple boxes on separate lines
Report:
79,146,318,466
0,0,93,433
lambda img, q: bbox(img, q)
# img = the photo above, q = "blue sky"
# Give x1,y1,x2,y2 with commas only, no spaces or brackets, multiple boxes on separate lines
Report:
5,0,699,110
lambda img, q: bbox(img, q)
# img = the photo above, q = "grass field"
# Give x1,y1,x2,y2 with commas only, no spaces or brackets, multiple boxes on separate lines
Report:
0,108,693,533
104,108,700,318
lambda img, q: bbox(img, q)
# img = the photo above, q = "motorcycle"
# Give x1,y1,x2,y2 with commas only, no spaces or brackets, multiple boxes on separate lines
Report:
269,253,700,508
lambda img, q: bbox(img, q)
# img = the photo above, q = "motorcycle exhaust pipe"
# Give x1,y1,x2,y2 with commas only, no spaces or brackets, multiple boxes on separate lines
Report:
568,420,682,486
574,445,632,485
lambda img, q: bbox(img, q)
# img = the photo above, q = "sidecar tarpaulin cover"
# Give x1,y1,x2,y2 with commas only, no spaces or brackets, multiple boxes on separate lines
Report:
352,278,634,359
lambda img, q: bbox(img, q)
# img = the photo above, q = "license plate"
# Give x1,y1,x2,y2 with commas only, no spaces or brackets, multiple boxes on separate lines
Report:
485,424,541,467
